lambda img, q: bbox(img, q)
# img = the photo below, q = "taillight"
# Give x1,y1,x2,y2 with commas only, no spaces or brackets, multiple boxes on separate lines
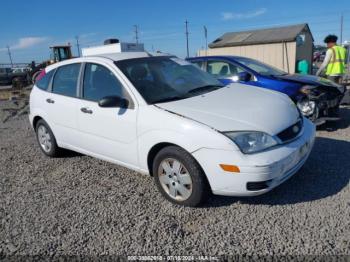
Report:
35,70,46,82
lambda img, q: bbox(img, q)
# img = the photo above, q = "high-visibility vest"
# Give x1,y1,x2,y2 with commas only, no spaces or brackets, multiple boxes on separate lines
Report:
326,45,347,75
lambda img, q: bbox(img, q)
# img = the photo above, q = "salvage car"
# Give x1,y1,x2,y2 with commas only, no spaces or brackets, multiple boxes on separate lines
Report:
187,56,345,125
29,52,315,206
0,67,30,86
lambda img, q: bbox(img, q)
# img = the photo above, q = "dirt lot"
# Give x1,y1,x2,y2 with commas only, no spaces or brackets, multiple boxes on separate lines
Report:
0,95,349,258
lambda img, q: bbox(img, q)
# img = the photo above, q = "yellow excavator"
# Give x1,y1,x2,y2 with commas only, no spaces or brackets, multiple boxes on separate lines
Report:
30,45,73,82
0,45,73,101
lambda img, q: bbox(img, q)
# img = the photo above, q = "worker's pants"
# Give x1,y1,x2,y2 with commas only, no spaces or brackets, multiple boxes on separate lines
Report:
327,75,342,84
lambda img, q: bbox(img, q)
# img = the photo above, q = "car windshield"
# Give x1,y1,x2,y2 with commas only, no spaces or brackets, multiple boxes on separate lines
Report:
234,57,287,76
115,56,224,104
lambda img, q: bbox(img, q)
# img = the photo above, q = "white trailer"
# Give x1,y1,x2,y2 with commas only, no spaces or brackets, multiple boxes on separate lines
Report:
82,42,144,56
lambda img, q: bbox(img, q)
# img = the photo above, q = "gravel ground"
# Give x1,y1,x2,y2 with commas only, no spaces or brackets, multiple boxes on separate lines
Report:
0,96,349,258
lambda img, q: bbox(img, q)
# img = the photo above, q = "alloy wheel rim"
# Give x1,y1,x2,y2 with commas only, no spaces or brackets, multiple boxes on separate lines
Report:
37,125,52,153
158,158,193,201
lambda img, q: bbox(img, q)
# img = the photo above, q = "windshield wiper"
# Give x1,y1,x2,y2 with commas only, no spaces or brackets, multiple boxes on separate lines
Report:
152,96,186,104
187,84,223,94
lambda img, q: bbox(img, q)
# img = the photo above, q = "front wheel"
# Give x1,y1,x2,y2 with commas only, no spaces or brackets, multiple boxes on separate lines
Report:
153,146,210,207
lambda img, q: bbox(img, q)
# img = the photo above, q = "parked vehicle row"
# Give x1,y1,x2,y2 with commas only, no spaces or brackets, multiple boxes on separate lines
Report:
29,52,315,206
0,67,30,86
187,56,345,125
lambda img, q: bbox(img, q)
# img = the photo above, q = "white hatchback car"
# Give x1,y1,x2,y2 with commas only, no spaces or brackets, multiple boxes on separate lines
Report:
29,52,316,206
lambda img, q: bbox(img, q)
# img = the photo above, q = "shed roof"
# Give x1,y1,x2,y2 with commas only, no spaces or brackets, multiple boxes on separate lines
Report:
209,23,313,48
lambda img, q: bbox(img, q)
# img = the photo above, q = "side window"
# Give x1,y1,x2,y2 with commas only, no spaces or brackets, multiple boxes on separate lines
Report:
207,61,244,78
36,70,55,91
52,63,81,97
191,61,204,70
83,63,126,102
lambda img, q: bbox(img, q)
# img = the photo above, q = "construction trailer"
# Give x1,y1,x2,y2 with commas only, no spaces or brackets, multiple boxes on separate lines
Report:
82,41,144,56
198,23,314,74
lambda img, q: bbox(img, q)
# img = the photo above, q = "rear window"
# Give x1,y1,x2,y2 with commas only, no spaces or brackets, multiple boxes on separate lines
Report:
36,70,55,91
52,63,81,97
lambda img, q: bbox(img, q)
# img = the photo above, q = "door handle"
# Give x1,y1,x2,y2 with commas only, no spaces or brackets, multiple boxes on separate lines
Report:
46,98,55,104
80,107,93,114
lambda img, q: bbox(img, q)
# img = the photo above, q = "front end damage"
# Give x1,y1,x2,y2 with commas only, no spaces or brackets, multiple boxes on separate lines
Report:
296,84,345,125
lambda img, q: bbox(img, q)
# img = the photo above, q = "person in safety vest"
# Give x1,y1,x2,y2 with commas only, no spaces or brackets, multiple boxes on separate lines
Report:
316,34,347,84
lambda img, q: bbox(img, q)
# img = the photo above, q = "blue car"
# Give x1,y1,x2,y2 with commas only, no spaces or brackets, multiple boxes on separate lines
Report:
187,56,345,125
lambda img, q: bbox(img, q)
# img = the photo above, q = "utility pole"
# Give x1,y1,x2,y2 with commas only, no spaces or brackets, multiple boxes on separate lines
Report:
185,20,189,58
204,26,208,56
134,25,139,44
75,36,81,57
6,45,13,67
340,14,343,44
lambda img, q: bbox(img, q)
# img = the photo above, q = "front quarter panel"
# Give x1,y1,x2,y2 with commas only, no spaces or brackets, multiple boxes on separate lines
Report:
137,105,239,173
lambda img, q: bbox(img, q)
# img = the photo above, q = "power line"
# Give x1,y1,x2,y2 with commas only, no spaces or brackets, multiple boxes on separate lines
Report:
75,36,81,57
185,20,189,58
134,25,139,44
6,45,13,67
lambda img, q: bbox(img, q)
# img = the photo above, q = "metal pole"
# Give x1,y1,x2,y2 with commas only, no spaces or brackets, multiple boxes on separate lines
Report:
204,26,208,56
340,14,343,44
134,25,139,44
6,46,13,67
75,36,80,57
347,44,350,81
185,20,189,58
282,42,285,71
284,42,290,74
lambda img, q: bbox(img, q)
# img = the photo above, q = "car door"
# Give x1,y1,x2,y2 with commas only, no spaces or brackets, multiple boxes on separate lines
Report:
76,62,138,168
45,63,81,146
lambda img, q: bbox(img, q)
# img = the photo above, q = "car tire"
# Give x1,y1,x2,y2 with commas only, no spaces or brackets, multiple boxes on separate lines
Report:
12,77,23,89
153,146,210,207
35,119,61,157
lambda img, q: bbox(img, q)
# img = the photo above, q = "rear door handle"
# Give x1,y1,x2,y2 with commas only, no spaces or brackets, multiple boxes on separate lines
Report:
46,98,55,104
80,107,93,114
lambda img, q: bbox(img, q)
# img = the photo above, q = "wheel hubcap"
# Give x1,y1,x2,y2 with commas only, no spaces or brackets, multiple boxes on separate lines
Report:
37,125,52,153
158,158,193,201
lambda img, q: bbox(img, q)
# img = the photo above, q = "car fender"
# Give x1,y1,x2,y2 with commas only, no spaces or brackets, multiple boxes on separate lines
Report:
137,106,238,173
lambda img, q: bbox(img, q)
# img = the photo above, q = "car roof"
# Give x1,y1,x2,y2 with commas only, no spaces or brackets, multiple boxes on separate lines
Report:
187,55,249,61
45,52,173,72
92,52,152,61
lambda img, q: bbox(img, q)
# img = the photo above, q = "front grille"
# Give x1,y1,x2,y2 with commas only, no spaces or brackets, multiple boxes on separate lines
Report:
277,119,303,143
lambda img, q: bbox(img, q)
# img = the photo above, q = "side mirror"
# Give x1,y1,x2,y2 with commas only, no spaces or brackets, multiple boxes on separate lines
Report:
98,96,129,108
237,72,251,82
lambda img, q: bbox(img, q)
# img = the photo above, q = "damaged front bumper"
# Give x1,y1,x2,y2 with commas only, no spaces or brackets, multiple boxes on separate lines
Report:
297,88,345,125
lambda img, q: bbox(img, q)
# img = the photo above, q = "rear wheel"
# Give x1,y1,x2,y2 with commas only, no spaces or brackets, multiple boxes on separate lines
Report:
153,146,210,206
35,119,61,157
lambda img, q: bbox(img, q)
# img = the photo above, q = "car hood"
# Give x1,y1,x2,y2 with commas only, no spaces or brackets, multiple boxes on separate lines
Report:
275,74,343,88
156,84,300,135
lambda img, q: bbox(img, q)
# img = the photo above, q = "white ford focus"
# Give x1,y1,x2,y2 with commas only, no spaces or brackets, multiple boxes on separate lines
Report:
29,52,315,206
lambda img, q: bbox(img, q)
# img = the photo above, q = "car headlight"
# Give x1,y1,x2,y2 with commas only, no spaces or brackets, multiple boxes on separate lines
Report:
299,85,316,95
223,131,278,154
297,98,316,116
